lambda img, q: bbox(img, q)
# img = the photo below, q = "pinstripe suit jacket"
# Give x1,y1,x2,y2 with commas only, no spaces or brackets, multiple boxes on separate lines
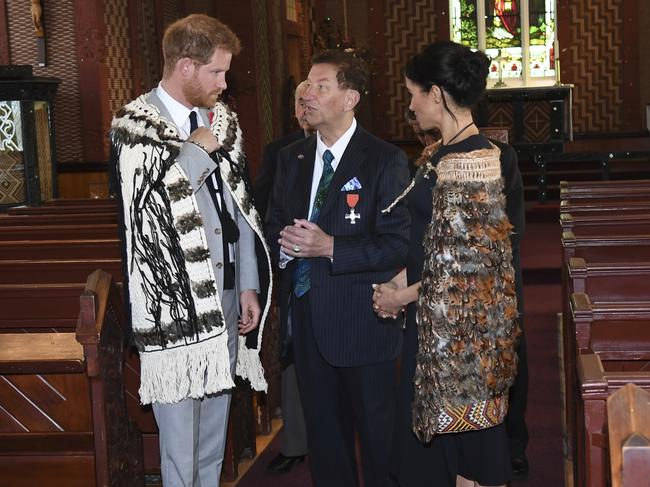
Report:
266,125,410,367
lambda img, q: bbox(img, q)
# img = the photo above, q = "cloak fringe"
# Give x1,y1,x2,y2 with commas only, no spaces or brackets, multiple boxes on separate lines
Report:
236,337,268,392
139,333,234,405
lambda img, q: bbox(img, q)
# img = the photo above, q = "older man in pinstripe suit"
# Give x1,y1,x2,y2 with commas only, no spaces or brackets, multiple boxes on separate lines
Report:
266,50,410,487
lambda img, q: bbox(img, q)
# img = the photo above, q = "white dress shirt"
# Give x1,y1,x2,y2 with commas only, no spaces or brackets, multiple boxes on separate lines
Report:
279,118,357,269
156,83,233,261
308,118,357,217
156,83,200,138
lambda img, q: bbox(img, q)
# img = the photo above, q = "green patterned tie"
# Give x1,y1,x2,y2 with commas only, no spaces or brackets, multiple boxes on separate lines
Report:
293,149,335,297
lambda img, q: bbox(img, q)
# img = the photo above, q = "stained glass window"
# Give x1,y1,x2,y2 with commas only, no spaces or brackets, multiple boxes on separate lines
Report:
450,0,557,87
450,0,478,48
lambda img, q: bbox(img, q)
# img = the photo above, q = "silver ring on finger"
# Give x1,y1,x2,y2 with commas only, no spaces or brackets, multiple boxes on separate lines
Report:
293,244,301,253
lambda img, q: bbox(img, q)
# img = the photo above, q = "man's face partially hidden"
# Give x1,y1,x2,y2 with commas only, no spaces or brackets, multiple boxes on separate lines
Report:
294,84,314,133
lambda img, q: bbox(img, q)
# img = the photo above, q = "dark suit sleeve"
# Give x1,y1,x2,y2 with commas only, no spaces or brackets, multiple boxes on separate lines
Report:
331,150,410,274
264,147,289,268
499,143,525,249
254,142,278,221
498,142,525,316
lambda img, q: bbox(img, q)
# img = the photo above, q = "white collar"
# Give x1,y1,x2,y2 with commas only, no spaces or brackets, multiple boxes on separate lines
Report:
316,118,357,167
156,83,198,136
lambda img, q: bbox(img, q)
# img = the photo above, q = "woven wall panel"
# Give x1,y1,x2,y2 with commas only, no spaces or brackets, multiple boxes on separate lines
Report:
161,0,181,30
104,0,133,122
254,1,273,147
567,0,623,133
137,0,161,92
299,0,313,82
384,1,437,139
0,151,24,205
6,0,83,163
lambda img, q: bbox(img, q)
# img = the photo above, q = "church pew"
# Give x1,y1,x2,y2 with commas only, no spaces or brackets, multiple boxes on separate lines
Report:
566,292,650,472
0,281,159,473
0,224,118,241
1,286,258,481
570,293,650,358
561,232,650,262
560,247,650,463
560,179,650,200
561,233,650,361
0,239,121,260
0,283,86,330
562,223,649,238
561,232,650,346
44,198,117,207
563,264,650,381
568,258,650,300
560,212,650,233
566,259,650,365
0,259,123,284
0,207,262,481
560,197,650,215
607,384,650,487
7,203,117,216
576,354,650,487
0,212,117,226
0,270,143,487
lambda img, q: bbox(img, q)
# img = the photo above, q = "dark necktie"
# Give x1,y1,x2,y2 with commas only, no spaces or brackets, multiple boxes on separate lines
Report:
293,149,335,297
189,111,236,289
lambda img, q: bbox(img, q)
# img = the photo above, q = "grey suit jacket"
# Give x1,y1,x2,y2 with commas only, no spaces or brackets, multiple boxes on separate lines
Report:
145,90,259,300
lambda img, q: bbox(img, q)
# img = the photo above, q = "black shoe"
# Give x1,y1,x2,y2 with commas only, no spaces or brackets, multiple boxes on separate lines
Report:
511,453,529,480
266,453,306,474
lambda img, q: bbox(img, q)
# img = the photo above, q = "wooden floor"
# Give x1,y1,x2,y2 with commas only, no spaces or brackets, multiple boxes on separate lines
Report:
223,419,282,487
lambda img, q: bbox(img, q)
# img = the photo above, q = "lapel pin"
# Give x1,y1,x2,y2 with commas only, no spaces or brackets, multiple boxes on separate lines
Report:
298,154,304,159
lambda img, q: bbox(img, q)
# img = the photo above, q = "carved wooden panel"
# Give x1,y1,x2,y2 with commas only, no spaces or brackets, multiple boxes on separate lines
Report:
215,1,264,179
486,103,515,142
74,0,112,163
523,101,552,143
93,298,144,487
0,151,24,205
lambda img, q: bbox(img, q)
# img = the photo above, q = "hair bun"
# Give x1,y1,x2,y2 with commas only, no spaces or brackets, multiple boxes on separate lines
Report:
467,50,491,78
405,41,490,108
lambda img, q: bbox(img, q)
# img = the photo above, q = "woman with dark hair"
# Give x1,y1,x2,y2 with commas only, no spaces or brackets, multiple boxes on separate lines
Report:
373,41,523,487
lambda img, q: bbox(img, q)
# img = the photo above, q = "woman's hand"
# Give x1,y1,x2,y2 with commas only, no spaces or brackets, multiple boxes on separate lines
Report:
372,281,404,319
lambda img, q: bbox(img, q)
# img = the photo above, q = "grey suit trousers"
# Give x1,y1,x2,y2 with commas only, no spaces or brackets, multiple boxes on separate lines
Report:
152,289,238,487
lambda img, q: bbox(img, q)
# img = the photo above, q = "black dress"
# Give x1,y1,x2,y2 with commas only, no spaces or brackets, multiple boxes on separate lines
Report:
393,135,513,487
